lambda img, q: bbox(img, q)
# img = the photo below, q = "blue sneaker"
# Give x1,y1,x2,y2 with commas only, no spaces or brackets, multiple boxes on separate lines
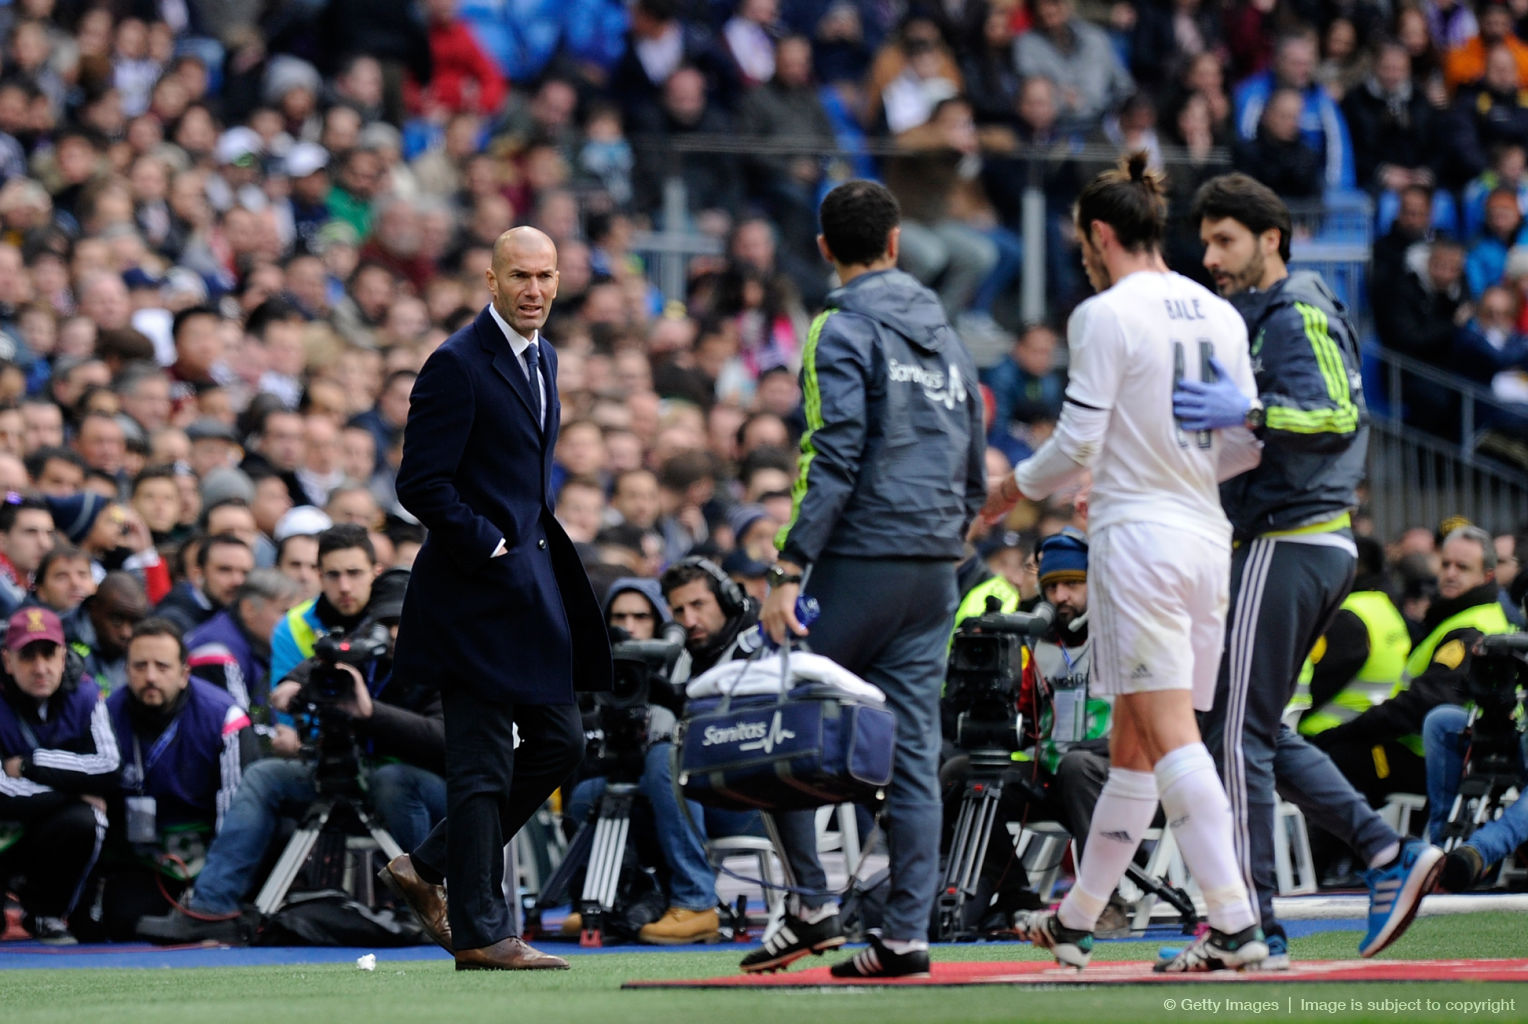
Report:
1360,839,1444,957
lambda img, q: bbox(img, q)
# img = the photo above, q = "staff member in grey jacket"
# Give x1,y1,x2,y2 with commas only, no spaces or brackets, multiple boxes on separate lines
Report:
740,180,986,980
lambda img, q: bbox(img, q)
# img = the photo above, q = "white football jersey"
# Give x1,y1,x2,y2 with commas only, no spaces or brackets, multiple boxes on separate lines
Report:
1065,270,1256,543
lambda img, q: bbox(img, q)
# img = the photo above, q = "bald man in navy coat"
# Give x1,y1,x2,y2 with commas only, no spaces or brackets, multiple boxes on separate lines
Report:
382,227,612,970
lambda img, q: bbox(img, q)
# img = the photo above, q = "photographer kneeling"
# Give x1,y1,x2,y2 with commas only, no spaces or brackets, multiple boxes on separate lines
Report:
566,561,761,944
138,537,444,943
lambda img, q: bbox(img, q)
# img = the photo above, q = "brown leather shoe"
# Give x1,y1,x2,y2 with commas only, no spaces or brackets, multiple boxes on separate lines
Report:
377,854,452,953
454,936,571,971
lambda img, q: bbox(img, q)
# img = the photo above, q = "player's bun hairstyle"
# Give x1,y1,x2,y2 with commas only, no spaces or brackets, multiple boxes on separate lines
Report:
1190,173,1294,262
1074,150,1167,254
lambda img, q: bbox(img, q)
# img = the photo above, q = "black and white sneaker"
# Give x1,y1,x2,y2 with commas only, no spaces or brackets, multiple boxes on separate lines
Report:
738,910,846,973
1154,924,1267,973
22,914,76,946
829,931,931,979
1012,910,1094,970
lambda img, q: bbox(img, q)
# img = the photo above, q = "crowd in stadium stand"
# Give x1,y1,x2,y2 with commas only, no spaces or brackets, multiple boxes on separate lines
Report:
0,0,1525,944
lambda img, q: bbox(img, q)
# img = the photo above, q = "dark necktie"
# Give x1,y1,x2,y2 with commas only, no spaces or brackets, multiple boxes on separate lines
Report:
524,341,542,429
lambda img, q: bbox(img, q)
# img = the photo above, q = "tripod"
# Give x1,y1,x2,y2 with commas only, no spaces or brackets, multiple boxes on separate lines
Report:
253,790,404,916
528,781,639,947
934,749,1197,940
1439,707,1524,853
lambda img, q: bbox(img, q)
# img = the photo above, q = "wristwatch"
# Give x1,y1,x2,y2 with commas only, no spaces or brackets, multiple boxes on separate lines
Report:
1244,398,1265,432
765,564,803,588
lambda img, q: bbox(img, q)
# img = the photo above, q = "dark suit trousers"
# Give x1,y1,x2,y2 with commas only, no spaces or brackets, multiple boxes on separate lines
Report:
410,685,584,950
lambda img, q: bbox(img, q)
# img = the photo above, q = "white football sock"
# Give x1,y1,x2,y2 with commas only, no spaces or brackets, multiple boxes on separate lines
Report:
1155,742,1257,934
1056,767,1156,932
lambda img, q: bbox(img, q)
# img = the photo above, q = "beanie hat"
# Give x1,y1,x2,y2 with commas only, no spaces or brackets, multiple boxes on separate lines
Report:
1037,527,1088,586
45,492,111,545
201,466,256,508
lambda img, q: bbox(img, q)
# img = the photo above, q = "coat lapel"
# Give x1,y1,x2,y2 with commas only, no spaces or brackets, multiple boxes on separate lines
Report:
475,307,537,424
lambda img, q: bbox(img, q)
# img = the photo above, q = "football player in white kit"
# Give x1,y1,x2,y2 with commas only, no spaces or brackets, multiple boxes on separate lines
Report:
979,153,1268,972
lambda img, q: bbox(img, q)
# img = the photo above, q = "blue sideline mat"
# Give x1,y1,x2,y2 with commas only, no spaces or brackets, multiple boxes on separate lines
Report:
0,918,1361,971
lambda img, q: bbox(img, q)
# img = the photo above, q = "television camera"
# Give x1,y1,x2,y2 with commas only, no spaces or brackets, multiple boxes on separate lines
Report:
1439,632,1528,851
946,602,1054,752
252,620,402,917
297,622,392,795
588,621,686,778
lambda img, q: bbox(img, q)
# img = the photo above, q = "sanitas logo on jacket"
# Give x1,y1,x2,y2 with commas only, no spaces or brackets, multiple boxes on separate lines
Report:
700,710,797,754
888,357,968,410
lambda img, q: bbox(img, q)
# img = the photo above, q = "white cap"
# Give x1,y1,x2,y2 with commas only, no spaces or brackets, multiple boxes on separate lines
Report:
284,141,329,179
274,505,333,543
215,126,263,167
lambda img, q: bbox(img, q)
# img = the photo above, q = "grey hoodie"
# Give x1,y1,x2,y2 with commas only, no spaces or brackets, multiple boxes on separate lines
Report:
776,268,986,566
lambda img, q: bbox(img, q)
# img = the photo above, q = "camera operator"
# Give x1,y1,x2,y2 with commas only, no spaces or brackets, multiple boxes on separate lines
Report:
563,564,762,944
269,524,382,684
666,556,764,686
96,619,258,941
941,530,1123,931
1424,631,1528,892
0,607,119,944
1311,526,1513,806
135,567,445,943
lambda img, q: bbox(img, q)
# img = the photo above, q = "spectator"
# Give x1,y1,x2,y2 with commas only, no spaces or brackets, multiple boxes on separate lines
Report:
1014,0,1133,127
612,0,734,122
867,16,964,134
1443,1,1528,94
77,571,150,694
1466,188,1528,295
1372,183,1436,303
736,35,837,267
187,569,302,741
407,0,508,118
980,323,1066,444
0,495,55,620
274,530,322,603
1233,27,1357,191
1377,237,1473,435
884,96,1000,317
1233,87,1325,200
1342,40,1438,197
1456,43,1528,157
153,534,254,635
631,66,743,232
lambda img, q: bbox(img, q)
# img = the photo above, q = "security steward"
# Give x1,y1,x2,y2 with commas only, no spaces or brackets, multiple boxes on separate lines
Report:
1285,536,1411,739
1311,525,1513,805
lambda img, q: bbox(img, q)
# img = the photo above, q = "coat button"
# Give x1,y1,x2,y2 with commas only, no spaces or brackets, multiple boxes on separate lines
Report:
537,539,547,550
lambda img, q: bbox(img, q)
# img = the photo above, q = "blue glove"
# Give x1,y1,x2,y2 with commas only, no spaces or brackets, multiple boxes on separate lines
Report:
1172,356,1251,430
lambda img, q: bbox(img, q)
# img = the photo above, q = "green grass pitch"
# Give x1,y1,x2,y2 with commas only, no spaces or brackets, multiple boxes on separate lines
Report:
2,913,1524,1024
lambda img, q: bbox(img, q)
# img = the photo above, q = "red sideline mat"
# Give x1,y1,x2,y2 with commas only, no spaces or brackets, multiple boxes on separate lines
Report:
623,958,1528,988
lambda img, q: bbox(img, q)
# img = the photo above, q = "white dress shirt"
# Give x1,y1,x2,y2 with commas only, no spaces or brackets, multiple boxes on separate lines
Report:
486,303,547,558
487,302,547,429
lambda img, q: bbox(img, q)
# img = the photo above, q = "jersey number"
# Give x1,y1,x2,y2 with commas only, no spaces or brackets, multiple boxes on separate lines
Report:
1173,340,1214,450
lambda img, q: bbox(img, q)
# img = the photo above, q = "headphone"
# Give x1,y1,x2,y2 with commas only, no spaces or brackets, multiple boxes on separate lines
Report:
675,555,747,619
